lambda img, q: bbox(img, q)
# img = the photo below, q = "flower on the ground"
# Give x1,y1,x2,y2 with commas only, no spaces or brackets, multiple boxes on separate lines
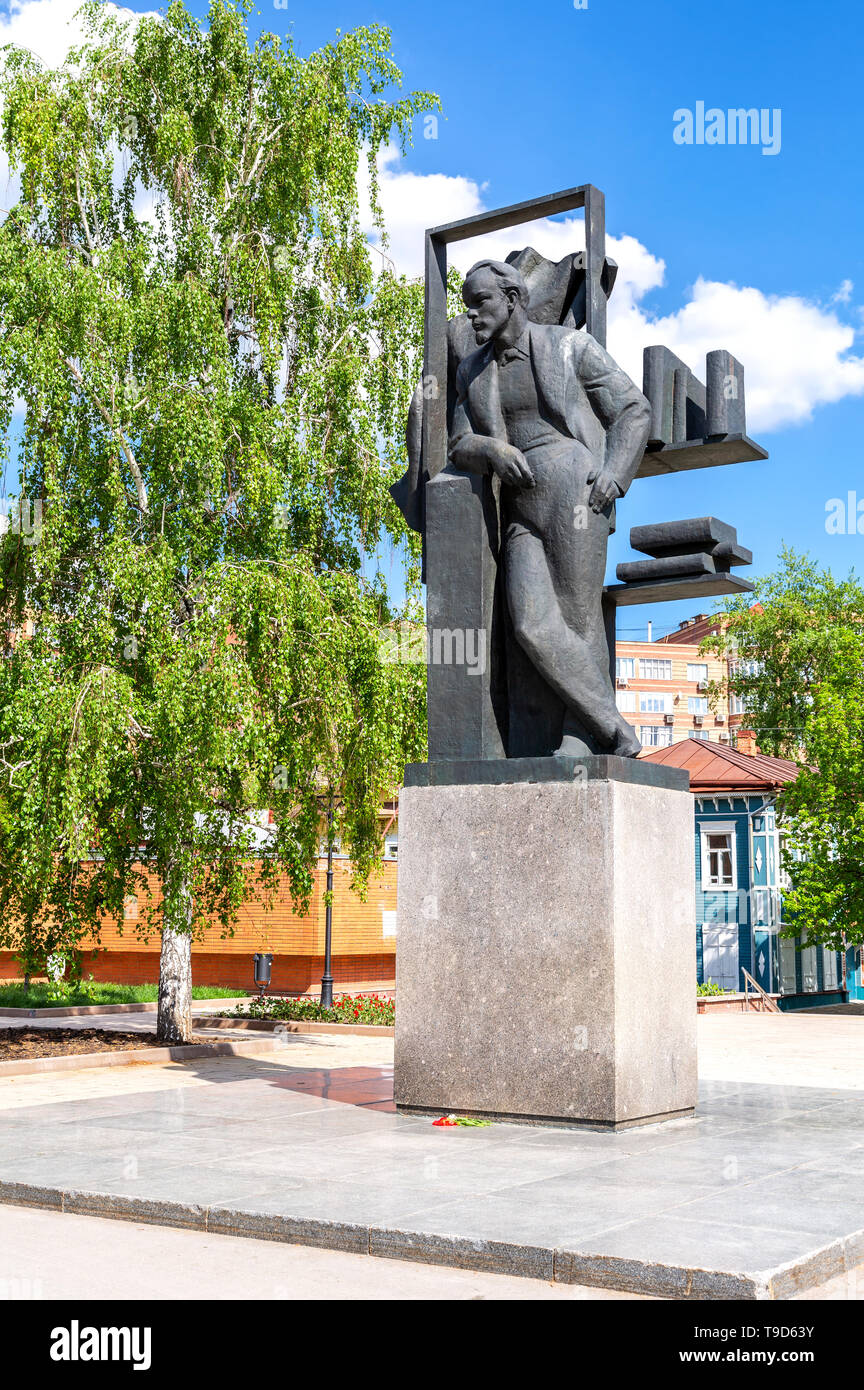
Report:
432,1114,492,1128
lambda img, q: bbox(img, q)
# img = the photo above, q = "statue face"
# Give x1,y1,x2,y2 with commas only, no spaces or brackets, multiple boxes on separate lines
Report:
463,269,513,345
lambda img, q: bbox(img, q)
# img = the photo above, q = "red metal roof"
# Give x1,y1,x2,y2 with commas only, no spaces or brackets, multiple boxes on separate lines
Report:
639,738,799,793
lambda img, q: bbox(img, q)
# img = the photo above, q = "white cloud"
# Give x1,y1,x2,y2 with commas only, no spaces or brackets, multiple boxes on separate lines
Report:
623,279,864,433
832,278,853,305
362,147,864,435
0,0,153,214
0,0,145,70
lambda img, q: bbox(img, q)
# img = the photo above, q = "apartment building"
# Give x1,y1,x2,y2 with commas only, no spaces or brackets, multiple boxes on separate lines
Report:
615,611,756,752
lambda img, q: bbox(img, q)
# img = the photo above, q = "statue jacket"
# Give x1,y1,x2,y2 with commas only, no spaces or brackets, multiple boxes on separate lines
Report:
450,322,650,500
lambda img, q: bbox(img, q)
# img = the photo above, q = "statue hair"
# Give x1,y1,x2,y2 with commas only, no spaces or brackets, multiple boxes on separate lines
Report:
463,259,530,306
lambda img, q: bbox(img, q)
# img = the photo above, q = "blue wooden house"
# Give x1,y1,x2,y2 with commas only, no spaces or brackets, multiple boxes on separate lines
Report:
642,739,862,1008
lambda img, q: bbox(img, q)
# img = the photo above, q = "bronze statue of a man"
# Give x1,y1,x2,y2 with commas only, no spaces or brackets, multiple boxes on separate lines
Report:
449,259,650,757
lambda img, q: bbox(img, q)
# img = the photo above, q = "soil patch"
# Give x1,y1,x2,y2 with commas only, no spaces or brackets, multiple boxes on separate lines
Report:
0,1028,202,1059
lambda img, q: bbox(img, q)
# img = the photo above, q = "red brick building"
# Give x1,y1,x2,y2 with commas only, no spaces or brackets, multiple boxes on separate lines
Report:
0,838,399,997
618,609,759,754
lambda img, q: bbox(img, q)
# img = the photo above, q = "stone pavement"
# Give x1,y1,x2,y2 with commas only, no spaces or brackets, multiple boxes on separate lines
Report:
0,1204,648,1300
0,998,248,1033
0,1014,863,1298
697,1010,864,1090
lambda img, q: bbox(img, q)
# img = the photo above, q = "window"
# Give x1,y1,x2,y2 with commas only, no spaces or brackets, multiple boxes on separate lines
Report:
688,696,708,714
800,933,818,992
640,725,672,748
639,658,672,680
690,728,710,740
616,691,636,712
701,923,739,992
384,836,398,861
822,949,840,991
640,692,672,713
780,937,798,994
702,823,736,889
687,663,708,682
729,695,749,715
730,658,762,677
616,657,635,679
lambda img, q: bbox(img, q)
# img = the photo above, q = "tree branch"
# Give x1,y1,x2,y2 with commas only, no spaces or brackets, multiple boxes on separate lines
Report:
74,167,95,256
63,357,149,514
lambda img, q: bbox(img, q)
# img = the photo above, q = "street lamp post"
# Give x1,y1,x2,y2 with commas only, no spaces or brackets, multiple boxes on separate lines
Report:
320,802,334,1009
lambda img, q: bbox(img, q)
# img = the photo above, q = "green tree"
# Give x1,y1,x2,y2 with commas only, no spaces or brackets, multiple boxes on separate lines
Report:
0,0,431,1039
704,548,864,952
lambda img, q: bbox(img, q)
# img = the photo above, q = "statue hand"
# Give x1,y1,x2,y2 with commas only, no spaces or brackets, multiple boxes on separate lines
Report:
587,467,620,513
492,443,535,489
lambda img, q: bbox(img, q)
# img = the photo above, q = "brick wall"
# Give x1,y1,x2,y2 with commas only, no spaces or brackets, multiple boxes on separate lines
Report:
0,857,398,994
616,636,731,747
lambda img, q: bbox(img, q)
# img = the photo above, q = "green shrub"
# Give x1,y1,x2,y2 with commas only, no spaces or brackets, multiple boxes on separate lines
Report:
227,993,395,1026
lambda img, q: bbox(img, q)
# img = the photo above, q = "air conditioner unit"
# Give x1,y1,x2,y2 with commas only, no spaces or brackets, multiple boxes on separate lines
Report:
697,680,709,692
693,714,704,725
663,712,675,725
616,677,629,688
715,713,726,724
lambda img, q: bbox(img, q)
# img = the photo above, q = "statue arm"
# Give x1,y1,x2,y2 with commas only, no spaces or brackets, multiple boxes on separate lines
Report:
579,339,651,501
449,392,492,474
449,375,535,488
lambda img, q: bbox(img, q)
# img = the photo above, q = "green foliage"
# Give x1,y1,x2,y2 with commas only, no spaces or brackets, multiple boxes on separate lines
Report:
703,548,864,949
0,0,433,972
230,990,394,1025
697,979,731,997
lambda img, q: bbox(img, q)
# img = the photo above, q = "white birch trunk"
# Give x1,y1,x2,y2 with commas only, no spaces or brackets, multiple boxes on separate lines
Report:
157,877,193,1044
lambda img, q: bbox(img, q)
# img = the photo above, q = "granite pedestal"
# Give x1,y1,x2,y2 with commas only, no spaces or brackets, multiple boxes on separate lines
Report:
394,757,697,1130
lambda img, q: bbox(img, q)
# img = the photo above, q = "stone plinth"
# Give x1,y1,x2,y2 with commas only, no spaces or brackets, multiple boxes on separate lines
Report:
394,758,696,1130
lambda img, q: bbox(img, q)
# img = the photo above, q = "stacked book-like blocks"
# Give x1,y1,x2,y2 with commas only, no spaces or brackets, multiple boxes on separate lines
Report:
616,517,753,585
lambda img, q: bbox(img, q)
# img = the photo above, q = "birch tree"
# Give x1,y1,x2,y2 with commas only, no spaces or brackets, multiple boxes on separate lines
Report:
0,0,430,1039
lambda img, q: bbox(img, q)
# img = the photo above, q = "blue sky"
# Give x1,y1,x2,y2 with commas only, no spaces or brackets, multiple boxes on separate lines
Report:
3,0,863,637
286,0,864,636
274,0,864,634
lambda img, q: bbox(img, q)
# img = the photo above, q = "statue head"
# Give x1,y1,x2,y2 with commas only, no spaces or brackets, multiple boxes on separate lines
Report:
462,259,530,346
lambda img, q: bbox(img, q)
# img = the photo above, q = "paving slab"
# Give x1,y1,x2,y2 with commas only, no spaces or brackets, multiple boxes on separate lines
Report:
0,998,249,1019
0,1205,649,1300
0,1017,862,1299
0,1060,862,1296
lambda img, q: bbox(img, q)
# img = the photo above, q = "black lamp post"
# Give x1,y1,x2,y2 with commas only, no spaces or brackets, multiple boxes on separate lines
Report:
320,802,334,1009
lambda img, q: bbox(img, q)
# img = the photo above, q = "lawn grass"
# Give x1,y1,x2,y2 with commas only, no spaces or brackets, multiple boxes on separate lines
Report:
0,981,244,1009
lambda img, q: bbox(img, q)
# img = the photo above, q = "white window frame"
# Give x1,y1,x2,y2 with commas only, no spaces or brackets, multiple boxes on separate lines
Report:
687,663,709,682
701,820,738,891
640,725,672,748
639,658,673,680
688,696,708,715
800,932,818,993
701,922,739,993
780,936,798,994
616,657,635,679
615,690,637,712
822,948,840,991
640,692,672,713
